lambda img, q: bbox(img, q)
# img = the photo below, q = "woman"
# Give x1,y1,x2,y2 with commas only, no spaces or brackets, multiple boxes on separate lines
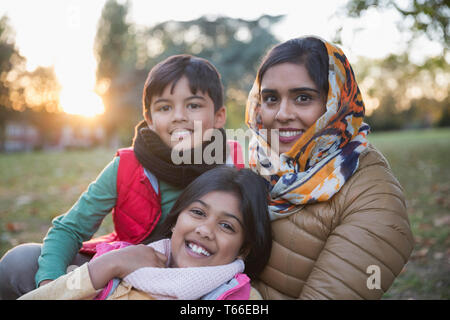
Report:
246,36,414,299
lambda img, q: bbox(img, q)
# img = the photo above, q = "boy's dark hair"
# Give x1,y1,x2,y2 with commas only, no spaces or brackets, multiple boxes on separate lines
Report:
154,166,272,279
142,54,224,118
257,36,329,98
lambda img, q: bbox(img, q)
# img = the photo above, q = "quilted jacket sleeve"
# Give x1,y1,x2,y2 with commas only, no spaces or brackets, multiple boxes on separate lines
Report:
18,263,99,300
299,148,414,299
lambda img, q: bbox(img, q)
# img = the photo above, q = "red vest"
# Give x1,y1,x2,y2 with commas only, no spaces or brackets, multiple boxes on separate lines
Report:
80,141,244,255
80,148,161,255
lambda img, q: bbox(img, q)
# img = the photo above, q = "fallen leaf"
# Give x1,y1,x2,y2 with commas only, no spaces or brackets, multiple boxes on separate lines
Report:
411,247,429,259
422,238,436,246
433,252,444,260
14,195,33,207
433,215,450,227
418,223,433,231
5,222,26,233
29,207,39,216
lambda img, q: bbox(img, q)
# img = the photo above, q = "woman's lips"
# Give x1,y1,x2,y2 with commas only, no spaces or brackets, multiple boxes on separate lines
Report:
277,129,304,144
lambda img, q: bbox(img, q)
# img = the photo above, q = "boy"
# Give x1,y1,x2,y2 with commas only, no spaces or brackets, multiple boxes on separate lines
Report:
0,54,243,299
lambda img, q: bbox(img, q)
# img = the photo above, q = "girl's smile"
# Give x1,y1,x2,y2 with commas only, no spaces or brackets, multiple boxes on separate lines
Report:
185,240,213,257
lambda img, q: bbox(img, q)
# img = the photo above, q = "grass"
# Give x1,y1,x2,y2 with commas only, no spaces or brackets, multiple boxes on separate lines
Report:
0,148,116,251
0,128,449,299
368,128,450,299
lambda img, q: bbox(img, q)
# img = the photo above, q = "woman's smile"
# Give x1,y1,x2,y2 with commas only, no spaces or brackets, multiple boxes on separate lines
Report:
277,128,305,143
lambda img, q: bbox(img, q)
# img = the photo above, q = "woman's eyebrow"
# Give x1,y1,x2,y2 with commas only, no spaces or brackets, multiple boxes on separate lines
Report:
260,88,277,95
289,87,320,94
261,87,320,94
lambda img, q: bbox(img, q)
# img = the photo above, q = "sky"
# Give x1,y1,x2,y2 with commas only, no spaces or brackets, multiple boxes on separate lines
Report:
0,0,443,116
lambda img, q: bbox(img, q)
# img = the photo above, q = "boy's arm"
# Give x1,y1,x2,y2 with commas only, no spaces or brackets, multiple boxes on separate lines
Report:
35,156,120,287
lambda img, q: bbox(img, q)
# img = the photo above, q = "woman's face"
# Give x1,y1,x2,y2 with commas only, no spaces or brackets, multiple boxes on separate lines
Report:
170,191,245,268
259,62,327,154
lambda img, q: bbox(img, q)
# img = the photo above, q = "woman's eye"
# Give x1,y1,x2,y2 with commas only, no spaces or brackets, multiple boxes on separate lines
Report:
295,94,311,103
263,95,277,104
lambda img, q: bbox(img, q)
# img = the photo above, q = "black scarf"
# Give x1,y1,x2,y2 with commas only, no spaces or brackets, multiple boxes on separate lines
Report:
132,120,228,189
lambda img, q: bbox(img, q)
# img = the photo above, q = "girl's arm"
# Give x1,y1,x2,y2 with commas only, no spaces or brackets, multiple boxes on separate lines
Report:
87,244,168,290
19,263,99,300
19,245,167,300
35,157,119,287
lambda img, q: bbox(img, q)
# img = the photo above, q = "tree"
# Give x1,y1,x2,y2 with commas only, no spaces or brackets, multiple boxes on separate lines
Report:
94,0,139,143
344,0,449,50
0,15,25,150
341,1,449,131
356,52,449,130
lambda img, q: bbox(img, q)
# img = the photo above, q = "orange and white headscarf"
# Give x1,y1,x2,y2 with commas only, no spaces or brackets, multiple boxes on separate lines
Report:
246,39,370,221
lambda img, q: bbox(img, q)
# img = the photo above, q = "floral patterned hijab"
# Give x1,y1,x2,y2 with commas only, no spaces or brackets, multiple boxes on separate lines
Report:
246,38,371,221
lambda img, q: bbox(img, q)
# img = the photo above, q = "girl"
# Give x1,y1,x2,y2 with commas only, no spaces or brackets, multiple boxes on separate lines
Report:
246,36,414,299
19,166,272,300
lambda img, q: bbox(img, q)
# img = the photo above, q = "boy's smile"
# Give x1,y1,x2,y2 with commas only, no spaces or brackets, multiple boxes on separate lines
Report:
146,76,226,150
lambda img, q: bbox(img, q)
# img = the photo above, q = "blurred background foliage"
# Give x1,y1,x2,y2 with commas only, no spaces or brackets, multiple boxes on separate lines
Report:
0,0,448,149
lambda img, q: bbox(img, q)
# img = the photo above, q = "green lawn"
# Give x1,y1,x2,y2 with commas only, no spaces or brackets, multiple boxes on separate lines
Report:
368,128,450,299
1,128,449,299
0,148,116,251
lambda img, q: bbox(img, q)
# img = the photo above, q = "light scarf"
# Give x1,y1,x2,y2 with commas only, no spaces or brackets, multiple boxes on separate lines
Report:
95,239,245,300
246,39,370,221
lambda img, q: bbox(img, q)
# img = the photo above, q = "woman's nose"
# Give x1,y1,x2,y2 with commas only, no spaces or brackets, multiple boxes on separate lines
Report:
275,99,294,123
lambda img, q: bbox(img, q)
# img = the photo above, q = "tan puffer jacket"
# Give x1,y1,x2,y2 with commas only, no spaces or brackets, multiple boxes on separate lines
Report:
253,144,414,299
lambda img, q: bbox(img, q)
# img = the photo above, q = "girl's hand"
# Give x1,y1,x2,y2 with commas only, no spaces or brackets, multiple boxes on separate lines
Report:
112,244,168,279
87,244,167,290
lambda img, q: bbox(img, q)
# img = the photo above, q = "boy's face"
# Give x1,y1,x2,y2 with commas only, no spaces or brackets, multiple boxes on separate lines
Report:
145,76,226,150
170,191,245,268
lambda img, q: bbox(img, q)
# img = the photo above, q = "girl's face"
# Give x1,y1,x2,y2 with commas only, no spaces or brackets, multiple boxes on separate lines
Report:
145,76,226,150
259,62,327,154
170,191,245,268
